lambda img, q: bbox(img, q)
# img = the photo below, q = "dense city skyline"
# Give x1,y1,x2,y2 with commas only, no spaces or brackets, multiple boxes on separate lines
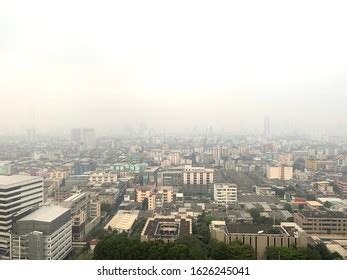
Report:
1,1,347,264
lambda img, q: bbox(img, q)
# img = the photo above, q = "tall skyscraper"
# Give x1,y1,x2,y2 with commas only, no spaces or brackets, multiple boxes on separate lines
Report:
0,175,43,258
82,128,96,148
71,128,82,142
71,128,96,147
26,128,36,143
264,115,270,138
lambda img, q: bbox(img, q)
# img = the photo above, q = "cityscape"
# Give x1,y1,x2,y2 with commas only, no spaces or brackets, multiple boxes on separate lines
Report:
1,0,347,264
0,119,346,260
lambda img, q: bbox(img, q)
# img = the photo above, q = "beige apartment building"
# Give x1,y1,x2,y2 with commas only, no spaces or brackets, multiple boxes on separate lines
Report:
210,221,308,259
136,186,174,210
48,171,69,180
136,187,153,203
294,210,347,235
266,165,293,180
213,183,238,205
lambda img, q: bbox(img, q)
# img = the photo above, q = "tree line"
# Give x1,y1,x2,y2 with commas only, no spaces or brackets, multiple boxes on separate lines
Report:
93,233,255,260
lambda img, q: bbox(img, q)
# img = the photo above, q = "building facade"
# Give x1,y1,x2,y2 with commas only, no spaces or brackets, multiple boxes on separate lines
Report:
0,175,43,257
213,183,238,205
266,165,293,180
183,165,214,185
11,206,72,260
337,177,347,194
210,221,307,259
294,210,347,235
89,172,118,185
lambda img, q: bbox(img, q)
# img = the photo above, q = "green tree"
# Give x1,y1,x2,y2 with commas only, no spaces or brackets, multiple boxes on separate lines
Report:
209,240,255,260
265,242,343,260
266,247,305,260
311,242,343,260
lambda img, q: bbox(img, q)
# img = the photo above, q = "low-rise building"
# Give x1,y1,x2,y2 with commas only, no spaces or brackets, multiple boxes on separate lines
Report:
11,206,72,260
314,181,334,196
294,210,347,235
337,177,347,194
89,172,118,185
210,221,307,259
141,216,192,242
183,165,214,185
104,210,139,233
213,183,238,205
266,165,293,181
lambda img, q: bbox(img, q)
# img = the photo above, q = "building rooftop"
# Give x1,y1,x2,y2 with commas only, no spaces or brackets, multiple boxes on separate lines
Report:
64,192,86,202
307,201,323,207
104,211,139,231
238,194,280,204
298,210,346,219
19,206,69,223
226,223,279,234
143,217,191,238
0,175,41,186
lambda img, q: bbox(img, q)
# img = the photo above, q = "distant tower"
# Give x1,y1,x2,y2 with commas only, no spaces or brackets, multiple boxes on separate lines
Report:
264,116,270,138
82,128,96,148
26,128,36,143
26,109,36,143
71,128,82,142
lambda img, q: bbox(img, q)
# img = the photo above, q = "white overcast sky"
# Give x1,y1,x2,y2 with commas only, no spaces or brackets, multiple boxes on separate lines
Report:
0,0,346,136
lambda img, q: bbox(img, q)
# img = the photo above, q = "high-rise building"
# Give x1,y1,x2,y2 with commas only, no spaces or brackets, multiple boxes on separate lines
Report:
264,115,270,138
71,128,96,147
0,175,43,257
82,128,96,148
71,128,82,142
26,128,36,143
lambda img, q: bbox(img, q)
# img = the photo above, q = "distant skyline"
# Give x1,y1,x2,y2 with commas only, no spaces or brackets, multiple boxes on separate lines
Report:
1,0,347,136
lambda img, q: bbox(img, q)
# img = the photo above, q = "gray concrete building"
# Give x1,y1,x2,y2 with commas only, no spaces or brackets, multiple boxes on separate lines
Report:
11,205,72,260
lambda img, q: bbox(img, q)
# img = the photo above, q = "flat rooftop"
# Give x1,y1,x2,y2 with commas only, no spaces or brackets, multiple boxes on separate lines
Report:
64,192,86,202
105,212,138,231
238,194,280,204
19,206,69,223
226,223,279,234
306,201,323,207
143,217,191,238
298,210,346,219
0,175,41,186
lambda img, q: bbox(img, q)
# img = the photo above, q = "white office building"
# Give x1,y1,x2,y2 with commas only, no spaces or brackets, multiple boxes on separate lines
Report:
0,175,43,257
183,165,214,185
213,183,238,205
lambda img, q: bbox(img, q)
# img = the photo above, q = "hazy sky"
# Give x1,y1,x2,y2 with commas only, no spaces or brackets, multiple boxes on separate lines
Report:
1,0,347,136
